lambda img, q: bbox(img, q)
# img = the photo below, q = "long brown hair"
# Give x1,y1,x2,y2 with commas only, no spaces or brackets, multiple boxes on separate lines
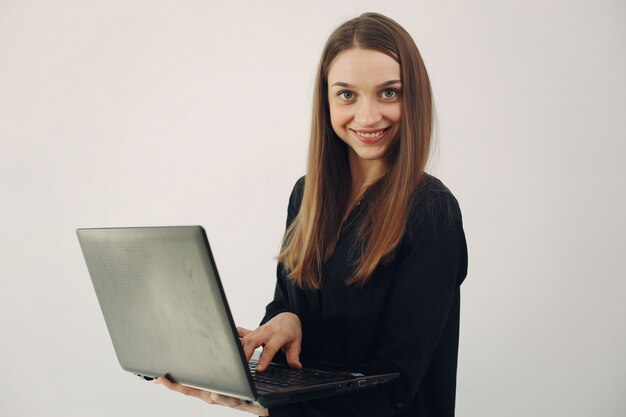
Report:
278,12,434,289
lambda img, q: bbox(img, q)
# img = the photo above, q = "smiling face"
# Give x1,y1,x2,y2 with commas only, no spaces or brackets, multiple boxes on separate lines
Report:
327,48,402,173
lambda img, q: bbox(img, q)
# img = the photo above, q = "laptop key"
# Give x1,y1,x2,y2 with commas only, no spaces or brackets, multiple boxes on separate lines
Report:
250,361,346,387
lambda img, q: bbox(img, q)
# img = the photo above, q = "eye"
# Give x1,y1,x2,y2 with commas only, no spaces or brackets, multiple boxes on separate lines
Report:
338,90,356,101
380,88,399,99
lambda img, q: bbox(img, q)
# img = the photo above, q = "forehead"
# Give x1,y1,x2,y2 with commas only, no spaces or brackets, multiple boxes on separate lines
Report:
327,48,400,86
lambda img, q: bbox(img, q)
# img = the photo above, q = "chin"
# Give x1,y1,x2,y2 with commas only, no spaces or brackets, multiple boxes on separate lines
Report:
354,147,388,161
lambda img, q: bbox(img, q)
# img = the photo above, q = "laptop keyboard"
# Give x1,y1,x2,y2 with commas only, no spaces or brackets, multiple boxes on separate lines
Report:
249,359,345,387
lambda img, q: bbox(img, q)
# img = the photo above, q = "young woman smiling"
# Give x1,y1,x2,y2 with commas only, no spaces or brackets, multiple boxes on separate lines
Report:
157,12,468,417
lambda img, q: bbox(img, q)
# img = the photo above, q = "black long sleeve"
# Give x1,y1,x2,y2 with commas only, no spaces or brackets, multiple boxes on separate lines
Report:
263,175,468,417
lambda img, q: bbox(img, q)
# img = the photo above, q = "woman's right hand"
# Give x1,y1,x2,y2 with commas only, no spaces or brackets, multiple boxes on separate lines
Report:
237,312,302,372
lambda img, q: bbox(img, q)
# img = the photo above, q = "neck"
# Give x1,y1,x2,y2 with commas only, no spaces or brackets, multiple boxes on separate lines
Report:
347,150,387,193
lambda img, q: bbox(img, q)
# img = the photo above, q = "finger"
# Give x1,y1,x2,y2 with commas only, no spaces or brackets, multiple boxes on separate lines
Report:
156,377,215,404
241,331,270,363
256,343,282,372
156,376,193,395
284,342,303,369
210,392,242,408
236,327,253,337
242,337,259,363
156,376,175,389
236,402,270,416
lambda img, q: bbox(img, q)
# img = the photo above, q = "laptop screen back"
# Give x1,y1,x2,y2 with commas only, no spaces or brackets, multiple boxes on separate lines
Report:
77,226,256,401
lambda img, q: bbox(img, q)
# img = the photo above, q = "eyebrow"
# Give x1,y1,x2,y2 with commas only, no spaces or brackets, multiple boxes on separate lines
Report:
330,79,402,88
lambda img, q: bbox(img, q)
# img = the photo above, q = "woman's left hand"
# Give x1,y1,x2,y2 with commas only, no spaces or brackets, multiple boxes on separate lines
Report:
155,376,269,416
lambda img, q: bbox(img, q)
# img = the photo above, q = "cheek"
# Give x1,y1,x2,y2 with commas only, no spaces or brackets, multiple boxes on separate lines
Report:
329,103,352,130
389,103,402,123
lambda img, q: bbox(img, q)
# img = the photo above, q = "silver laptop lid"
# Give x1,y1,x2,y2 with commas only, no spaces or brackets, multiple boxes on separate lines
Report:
77,226,256,401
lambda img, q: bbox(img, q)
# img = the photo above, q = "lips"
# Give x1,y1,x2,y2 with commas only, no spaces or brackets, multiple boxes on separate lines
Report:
350,127,391,143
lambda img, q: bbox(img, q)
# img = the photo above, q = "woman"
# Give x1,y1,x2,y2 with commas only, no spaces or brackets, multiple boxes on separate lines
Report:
157,12,468,417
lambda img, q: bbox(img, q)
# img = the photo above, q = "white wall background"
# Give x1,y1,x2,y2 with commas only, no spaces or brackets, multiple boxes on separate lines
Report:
1,1,624,416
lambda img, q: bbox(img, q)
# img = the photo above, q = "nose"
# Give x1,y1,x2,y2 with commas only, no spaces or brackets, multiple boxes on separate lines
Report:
354,98,383,126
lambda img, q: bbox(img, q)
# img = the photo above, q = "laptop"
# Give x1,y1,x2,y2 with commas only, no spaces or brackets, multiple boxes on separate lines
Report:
76,226,399,407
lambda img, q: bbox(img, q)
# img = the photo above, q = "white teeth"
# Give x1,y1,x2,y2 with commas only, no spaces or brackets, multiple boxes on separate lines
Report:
355,129,385,138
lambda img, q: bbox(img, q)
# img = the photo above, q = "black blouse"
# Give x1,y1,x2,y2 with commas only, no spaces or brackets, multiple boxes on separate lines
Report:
261,174,468,417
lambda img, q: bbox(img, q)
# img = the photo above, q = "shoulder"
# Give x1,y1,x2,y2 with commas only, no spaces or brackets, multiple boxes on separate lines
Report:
406,174,464,239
